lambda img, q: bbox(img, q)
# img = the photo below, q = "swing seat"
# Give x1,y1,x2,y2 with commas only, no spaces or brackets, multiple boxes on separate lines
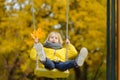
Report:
35,68,69,78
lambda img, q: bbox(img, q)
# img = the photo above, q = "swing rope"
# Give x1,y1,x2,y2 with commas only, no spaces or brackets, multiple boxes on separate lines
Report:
66,0,69,61
31,0,36,30
30,0,39,69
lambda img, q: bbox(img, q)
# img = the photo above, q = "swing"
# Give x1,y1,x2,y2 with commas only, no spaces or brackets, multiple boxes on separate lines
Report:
30,0,70,78
30,48,69,78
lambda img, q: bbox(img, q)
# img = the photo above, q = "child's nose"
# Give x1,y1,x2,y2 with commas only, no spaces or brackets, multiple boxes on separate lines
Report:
53,38,56,40
53,39,55,41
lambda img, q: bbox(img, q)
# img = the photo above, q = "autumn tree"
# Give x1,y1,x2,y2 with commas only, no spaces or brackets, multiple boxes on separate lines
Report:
0,0,106,80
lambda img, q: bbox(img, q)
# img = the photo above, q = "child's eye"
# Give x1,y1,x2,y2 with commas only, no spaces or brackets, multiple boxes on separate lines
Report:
50,37,53,38
55,37,58,39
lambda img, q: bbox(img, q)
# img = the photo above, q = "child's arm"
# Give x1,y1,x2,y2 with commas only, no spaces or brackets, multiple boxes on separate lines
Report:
31,33,39,43
65,39,78,59
34,38,39,43
66,39,70,44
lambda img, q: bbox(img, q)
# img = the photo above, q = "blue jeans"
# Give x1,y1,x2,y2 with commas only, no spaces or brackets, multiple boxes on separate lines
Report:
41,58,77,71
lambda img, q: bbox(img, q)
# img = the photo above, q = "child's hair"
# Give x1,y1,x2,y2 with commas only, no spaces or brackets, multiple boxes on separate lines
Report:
44,31,63,44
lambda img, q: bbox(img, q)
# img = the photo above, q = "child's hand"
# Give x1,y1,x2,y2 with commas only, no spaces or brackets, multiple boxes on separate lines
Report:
66,39,70,44
31,33,39,43
34,38,39,43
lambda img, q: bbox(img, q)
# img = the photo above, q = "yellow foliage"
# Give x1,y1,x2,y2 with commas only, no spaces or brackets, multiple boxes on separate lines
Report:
86,58,93,66
0,0,107,79
88,30,103,39
20,62,29,72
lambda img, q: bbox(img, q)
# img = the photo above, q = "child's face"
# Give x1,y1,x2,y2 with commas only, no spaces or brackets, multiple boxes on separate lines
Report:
49,34,59,43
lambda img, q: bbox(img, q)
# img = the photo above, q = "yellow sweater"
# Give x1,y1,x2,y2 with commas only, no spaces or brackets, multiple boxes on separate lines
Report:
30,43,78,62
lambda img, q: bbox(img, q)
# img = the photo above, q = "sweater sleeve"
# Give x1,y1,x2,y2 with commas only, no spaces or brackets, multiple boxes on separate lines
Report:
67,43,78,59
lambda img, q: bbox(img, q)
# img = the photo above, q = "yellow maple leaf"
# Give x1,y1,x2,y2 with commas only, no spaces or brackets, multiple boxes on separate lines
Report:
31,28,45,39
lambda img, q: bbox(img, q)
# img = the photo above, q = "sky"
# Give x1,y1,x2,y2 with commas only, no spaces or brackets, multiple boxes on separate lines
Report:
5,0,29,11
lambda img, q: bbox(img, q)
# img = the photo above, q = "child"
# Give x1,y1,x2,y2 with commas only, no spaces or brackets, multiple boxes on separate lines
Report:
34,31,88,71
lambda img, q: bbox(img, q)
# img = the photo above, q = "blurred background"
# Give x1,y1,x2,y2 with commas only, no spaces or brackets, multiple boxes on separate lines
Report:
0,0,108,80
